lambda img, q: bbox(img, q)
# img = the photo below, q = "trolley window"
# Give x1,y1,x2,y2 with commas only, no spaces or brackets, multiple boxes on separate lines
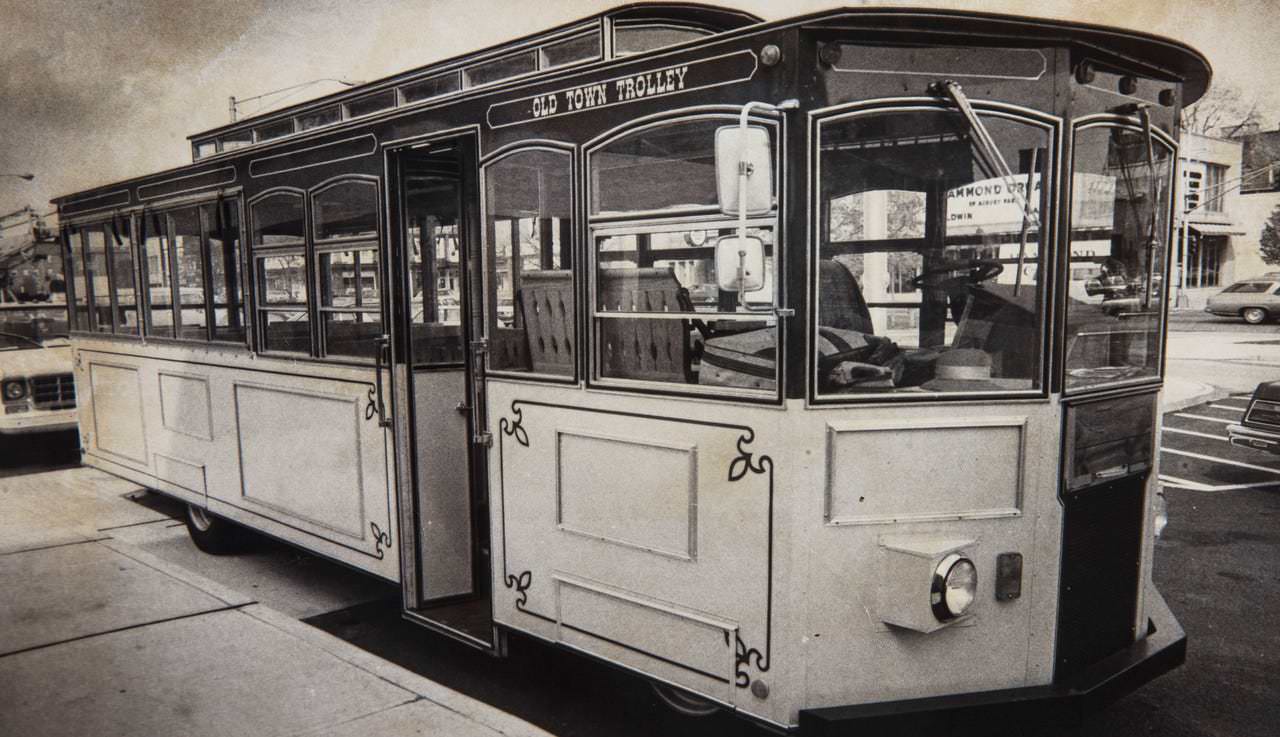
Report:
108,217,139,335
171,207,208,341
251,191,310,355
143,213,175,338
83,226,111,334
208,200,245,343
65,228,89,331
588,117,779,396
1065,122,1174,391
813,107,1052,398
485,148,574,378
313,179,381,360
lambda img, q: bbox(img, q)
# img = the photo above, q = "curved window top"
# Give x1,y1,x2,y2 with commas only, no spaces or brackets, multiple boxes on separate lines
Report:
814,106,1053,400
591,118,768,217
252,191,304,246
314,180,379,241
613,25,712,57
1064,121,1175,393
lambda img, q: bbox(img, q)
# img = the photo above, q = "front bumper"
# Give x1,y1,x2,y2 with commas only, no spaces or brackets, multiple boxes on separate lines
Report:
798,585,1185,736
1227,423,1280,454
0,409,78,435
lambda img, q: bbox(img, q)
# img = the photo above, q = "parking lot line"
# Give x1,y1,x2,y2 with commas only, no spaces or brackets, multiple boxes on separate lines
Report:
1158,474,1216,491
1173,412,1237,425
1209,404,1246,412
1162,447,1280,476
1162,426,1229,442
1205,480,1280,491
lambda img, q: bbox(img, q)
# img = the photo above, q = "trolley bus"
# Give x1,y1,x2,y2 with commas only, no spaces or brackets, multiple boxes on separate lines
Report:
53,4,1207,732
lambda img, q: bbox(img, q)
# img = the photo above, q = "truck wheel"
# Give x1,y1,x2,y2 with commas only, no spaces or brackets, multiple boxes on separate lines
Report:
1242,307,1268,325
184,504,244,555
650,682,720,717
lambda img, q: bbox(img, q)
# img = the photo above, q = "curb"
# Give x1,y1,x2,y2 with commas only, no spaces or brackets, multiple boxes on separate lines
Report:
1161,383,1229,414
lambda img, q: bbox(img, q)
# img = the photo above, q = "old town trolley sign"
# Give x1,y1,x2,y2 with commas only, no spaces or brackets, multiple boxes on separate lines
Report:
55,4,1208,733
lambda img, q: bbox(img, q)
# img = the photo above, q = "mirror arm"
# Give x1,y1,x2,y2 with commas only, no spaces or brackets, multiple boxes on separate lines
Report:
735,99,798,312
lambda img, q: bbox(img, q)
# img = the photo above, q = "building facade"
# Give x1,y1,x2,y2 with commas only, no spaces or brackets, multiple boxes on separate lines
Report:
1174,132,1249,307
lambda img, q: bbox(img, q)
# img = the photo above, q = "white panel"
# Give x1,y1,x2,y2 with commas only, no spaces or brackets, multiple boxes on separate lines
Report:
556,575,734,685
89,362,147,465
158,371,213,440
557,429,697,560
412,369,472,600
826,417,1025,524
234,382,365,539
153,453,207,496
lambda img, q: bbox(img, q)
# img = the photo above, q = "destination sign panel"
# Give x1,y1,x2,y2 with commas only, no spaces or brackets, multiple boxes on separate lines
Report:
487,49,757,129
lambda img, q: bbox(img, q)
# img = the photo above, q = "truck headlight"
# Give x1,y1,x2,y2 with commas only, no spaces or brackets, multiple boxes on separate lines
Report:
1154,489,1169,539
2,379,27,402
931,554,977,621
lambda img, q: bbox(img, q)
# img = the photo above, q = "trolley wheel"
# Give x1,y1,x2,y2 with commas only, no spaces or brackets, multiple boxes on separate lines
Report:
184,503,244,555
1242,307,1268,325
650,681,721,718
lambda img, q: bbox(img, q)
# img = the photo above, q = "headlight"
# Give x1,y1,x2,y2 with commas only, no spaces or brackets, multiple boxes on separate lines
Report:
2,379,27,402
1153,489,1169,539
931,554,977,621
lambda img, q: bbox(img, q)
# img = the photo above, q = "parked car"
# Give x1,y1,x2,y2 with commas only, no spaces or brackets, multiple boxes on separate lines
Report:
1227,381,1280,453
0,303,76,435
1204,278,1280,324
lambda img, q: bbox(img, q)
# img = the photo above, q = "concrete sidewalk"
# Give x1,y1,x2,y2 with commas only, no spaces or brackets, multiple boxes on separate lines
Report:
0,467,553,737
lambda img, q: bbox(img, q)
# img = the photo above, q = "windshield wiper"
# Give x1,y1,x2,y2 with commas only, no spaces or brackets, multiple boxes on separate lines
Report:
931,80,1041,295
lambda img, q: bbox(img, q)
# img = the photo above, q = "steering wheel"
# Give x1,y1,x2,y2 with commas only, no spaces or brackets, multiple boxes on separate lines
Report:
909,258,1004,292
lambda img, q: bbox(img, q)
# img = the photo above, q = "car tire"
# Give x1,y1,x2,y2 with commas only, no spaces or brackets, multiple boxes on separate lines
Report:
184,503,245,555
1242,307,1268,325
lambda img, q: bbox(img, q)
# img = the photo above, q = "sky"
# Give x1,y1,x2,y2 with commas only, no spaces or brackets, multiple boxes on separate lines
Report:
1,0,1277,224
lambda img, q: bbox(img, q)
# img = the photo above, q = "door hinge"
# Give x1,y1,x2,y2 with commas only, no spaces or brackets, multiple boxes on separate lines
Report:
775,307,795,318
471,338,490,355
474,431,493,448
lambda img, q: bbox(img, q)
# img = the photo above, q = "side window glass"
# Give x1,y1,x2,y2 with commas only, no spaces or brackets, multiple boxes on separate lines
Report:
588,118,779,395
84,226,112,333
69,228,91,330
313,180,381,360
170,207,208,340
251,192,309,354
108,218,139,335
405,175,464,365
205,200,245,343
485,148,574,376
143,213,175,338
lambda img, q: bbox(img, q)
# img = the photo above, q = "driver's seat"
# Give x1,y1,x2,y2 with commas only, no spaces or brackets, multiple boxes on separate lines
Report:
818,260,874,334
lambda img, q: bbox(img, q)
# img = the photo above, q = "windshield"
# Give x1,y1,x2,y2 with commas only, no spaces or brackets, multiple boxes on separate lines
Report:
1065,123,1174,391
0,307,69,348
814,107,1051,397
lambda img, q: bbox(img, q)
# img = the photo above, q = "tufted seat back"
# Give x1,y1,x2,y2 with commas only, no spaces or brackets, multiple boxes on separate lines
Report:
597,266,689,383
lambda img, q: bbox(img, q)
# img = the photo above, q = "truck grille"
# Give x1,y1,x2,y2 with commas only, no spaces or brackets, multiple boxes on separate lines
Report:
1055,473,1145,683
31,373,76,410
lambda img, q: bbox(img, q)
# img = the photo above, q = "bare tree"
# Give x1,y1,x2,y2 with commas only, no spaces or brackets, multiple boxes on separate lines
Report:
1181,82,1266,137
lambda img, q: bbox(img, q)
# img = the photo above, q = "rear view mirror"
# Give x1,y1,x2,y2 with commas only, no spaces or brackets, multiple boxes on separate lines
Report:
715,236,766,293
716,126,773,216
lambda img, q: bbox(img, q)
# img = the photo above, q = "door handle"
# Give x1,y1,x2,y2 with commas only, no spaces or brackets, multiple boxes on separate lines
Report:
373,334,392,429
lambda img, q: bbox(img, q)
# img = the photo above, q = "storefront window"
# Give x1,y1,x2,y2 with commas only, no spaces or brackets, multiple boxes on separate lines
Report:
814,108,1051,397
1065,123,1174,391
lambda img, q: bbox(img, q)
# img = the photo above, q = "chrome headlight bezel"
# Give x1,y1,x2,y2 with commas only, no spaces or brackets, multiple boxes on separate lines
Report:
2,379,28,402
931,553,977,621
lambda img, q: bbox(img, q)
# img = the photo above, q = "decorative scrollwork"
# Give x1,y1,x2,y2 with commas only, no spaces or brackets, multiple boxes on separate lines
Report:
499,404,529,447
364,386,378,422
727,430,770,482
734,633,769,688
370,521,392,559
504,570,532,609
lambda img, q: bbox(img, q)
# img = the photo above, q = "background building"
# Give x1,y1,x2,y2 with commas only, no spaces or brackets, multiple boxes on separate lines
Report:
1173,132,1247,307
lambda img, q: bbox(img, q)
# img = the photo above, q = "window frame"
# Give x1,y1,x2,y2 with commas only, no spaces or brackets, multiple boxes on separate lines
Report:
311,176,383,362
1061,115,1178,398
808,100,1061,406
583,110,785,402
106,214,140,336
481,141,579,384
249,187,312,357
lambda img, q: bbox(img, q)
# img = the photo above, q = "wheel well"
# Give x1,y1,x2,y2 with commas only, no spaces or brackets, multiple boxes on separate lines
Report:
1240,306,1269,316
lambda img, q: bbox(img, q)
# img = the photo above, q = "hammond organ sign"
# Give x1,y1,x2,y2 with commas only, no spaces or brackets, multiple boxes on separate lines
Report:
487,50,758,128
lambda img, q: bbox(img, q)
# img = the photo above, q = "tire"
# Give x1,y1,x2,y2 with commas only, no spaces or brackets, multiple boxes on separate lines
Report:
184,503,245,555
1242,307,1268,325
650,682,721,717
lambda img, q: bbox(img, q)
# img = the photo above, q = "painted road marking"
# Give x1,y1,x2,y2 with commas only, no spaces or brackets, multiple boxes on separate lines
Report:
1158,474,1216,491
1162,426,1229,442
1210,404,1246,412
1173,413,1237,425
1162,447,1280,476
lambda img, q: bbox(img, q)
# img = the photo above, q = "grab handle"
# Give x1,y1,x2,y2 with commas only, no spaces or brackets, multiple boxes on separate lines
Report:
374,334,392,429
